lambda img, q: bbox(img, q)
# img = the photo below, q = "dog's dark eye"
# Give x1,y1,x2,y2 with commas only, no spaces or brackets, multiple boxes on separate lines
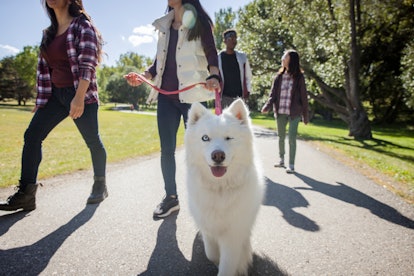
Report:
225,137,234,141
202,135,210,142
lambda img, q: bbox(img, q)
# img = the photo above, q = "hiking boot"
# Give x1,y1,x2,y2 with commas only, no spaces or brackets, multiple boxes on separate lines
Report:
0,182,39,211
87,176,108,204
153,195,180,219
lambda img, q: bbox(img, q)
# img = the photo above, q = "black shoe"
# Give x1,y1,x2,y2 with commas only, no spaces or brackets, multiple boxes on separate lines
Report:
87,176,108,204
153,195,180,219
0,182,39,211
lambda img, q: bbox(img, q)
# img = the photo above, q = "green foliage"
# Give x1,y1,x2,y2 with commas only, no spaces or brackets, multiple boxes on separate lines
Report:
105,67,151,110
401,41,414,109
235,0,414,136
0,46,38,105
213,7,236,51
97,52,152,108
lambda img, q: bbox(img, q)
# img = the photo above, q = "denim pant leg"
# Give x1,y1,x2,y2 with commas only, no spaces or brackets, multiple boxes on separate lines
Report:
20,91,69,184
157,94,191,196
276,114,288,159
73,102,107,177
287,116,300,166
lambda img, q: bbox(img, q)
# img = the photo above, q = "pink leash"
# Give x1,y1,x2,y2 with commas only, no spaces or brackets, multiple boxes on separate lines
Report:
135,74,222,115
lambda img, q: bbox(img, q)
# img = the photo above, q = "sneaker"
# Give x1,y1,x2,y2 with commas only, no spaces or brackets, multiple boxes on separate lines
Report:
286,166,295,174
153,195,180,219
274,159,285,168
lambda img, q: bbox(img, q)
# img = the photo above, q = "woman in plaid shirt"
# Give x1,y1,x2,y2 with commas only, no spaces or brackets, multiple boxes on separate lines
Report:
0,0,107,211
261,49,309,174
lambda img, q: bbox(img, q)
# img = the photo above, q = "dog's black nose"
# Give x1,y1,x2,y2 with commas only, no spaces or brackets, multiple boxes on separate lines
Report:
211,150,225,163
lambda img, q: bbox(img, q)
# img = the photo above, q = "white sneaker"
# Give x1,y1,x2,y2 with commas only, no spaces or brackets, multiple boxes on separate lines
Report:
286,166,295,174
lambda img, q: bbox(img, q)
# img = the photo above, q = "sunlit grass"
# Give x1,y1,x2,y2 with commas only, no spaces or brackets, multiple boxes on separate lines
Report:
0,104,184,187
252,113,414,203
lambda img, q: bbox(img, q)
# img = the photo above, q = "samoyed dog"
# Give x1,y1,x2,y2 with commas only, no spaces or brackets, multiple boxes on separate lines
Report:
185,99,264,276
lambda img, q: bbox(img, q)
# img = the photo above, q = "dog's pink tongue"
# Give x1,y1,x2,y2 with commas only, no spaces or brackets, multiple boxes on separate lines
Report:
211,166,227,177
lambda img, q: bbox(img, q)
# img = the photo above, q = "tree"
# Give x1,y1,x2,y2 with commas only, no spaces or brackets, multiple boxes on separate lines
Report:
116,52,152,70
97,52,153,106
13,46,39,105
0,57,16,101
236,0,414,139
0,57,31,105
401,41,414,109
105,65,150,109
213,7,237,50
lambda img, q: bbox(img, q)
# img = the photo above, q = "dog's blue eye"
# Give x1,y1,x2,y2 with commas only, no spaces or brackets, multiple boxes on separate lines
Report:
202,135,210,141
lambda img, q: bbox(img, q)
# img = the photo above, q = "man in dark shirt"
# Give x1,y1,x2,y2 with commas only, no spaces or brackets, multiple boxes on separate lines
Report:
218,29,253,107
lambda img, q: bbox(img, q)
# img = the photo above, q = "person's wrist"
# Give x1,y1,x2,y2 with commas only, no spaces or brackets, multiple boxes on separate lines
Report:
206,74,221,83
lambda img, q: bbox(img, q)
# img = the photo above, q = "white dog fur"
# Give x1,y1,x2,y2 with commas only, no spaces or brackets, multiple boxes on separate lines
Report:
185,99,264,276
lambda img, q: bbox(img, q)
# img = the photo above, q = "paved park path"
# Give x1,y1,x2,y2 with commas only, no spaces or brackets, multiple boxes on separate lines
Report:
1,127,413,275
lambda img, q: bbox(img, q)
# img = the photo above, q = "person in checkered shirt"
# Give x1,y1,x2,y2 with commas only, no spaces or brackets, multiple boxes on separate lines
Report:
0,0,107,212
261,49,309,174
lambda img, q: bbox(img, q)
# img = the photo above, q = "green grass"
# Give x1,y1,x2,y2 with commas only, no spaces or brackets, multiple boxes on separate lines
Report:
0,103,184,188
252,113,414,203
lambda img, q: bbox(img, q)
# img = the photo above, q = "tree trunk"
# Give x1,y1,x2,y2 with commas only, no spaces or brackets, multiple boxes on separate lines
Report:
349,108,372,140
347,0,372,140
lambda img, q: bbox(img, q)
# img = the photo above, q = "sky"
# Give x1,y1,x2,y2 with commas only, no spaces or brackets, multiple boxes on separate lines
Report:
0,0,252,66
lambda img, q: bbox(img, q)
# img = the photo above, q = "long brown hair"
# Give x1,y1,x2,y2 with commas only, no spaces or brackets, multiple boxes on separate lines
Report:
167,0,214,41
40,0,104,63
280,49,302,79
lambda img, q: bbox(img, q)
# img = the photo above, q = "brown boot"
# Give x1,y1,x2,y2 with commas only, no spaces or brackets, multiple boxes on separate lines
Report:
0,183,38,211
87,176,108,204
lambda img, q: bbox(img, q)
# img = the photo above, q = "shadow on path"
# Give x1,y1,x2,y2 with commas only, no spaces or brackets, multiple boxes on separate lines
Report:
263,177,320,232
139,212,288,275
0,205,99,274
0,211,32,236
294,172,414,229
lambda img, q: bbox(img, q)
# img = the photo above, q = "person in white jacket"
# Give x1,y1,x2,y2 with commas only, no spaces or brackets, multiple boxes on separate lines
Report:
125,0,220,219
218,29,253,107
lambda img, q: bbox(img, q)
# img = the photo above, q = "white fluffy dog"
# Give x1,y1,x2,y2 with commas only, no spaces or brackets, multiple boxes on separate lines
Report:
185,99,264,276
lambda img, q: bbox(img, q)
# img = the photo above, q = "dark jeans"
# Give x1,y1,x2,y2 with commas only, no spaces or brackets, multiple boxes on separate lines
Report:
157,94,191,196
20,86,106,184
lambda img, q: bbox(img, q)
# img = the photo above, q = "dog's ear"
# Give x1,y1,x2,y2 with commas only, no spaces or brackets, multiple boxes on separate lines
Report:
227,99,249,125
187,102,209,126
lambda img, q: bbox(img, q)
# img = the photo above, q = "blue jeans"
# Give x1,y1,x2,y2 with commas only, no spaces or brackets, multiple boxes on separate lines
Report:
276,114,300,167
20,86,106,184
157,94,192,196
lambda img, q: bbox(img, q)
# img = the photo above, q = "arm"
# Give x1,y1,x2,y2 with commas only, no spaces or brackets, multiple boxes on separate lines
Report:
125,59,156,86
71,19,99,119
70,79,90,119
299,74,309,124
261,75,278,113
202,25,220,91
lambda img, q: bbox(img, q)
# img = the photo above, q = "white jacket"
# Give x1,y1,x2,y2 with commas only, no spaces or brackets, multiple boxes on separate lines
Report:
147,10,214,104
218,50,253,98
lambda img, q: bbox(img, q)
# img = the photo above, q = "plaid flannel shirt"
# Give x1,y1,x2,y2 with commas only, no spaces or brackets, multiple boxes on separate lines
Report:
278,73,293,114
36,15,99,107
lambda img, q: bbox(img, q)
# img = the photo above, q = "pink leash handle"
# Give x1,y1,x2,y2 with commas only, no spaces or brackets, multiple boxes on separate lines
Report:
215,88,222,115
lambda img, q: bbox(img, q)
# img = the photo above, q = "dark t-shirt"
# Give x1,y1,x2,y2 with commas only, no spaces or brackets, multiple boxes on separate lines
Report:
43,29,73,88
160,27,179,99
221,52,242,98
